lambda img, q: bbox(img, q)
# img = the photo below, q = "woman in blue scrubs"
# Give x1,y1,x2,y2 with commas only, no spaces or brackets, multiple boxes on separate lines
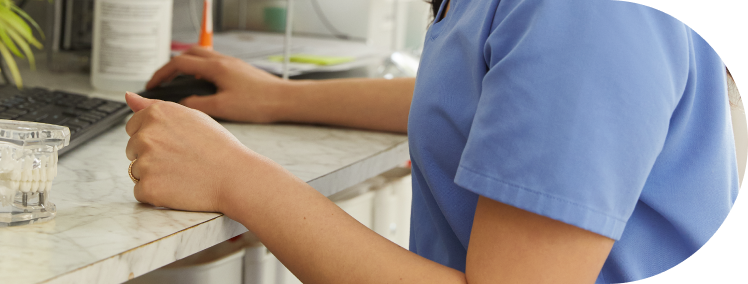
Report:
124,0,738,283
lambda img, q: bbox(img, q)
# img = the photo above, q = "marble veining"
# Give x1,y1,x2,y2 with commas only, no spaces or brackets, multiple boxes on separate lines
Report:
0,66,410,283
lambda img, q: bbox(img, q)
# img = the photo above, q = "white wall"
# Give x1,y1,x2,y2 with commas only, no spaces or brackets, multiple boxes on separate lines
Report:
217,0,430,52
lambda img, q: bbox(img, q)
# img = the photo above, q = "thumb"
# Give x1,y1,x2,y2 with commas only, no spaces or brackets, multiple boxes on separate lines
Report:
125,92,158,112
180,94,221,116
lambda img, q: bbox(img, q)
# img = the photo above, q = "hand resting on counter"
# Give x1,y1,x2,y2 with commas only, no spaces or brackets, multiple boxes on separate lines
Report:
124,92,298,212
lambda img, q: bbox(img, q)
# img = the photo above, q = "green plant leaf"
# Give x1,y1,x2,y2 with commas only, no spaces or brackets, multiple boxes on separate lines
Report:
0,43,23,88
5,27,34,70
0,8,31,35
10,6,44,39
0,0,44,86
0,9,38,47
0,27,23,58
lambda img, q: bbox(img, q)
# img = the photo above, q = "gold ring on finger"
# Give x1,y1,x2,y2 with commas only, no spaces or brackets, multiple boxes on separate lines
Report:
129,159,140,184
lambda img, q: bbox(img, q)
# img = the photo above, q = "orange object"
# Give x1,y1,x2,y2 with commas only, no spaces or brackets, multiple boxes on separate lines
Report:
199,0,213,49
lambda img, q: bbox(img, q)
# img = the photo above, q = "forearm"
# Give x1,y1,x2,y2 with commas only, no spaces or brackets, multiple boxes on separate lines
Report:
221,154,465,284
274,78,415,133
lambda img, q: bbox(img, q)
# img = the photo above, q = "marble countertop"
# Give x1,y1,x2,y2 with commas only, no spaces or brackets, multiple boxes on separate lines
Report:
0,64,409,283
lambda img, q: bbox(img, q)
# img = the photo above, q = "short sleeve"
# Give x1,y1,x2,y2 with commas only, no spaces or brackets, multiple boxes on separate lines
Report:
453,0,691,240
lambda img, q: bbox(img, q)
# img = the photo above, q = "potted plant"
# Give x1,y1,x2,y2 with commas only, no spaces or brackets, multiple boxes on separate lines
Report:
0,0,43,88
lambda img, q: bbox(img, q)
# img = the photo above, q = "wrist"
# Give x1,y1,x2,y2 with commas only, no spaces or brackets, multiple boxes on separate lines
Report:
216,149,296,223
269,79,311,123
216,149,258,220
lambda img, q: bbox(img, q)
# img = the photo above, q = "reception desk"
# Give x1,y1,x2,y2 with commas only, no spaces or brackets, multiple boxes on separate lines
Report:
0,65,409,284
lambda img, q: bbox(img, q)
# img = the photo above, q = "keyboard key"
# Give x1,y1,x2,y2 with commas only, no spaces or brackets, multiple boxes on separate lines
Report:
35,96,56,103
17,113,47,122
63,108,86,117
65,119,91,128
3,109,28,116
19,105,61,122
40,114,69,126
54,92,86,107
55,91,87,101
20,104,54,114
97,102,125,113
17,102,45,110
2,101,18,108
56,100,78,107
76,98,105,110
88,110,107,118
62,123,81,132
78,115,100,123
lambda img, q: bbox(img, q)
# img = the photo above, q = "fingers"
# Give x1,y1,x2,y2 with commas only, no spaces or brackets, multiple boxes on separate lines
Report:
131,162,155,206
125,102,151,137
133,182,146,204
183,45,222,58
146,54,218,90
180,94,223,117
125,92,157,137
129,155,161,207
126,132,144,161
125,101,155,137
125,98,181,136
130,159,144,201
125,92,158,112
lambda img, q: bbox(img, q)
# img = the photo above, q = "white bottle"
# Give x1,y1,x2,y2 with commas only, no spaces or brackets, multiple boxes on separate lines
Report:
91,0,173,92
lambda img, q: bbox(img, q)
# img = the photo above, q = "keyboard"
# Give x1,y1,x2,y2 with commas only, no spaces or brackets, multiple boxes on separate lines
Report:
0,85,132,155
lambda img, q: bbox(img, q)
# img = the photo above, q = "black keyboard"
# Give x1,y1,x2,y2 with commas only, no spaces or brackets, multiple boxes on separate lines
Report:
0,85,132,155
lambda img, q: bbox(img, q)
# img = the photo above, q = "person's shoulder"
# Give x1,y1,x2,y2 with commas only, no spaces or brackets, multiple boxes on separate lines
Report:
490,0,687,27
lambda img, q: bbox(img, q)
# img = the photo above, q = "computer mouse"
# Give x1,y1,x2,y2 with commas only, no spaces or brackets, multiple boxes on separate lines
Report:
138,75,218,103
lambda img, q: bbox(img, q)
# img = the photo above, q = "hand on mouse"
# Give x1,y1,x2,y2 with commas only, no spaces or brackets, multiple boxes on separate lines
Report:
146,46,288,124
124,91,289,212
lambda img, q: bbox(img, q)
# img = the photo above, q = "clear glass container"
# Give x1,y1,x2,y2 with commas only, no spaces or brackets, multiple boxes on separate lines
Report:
0,120,70,227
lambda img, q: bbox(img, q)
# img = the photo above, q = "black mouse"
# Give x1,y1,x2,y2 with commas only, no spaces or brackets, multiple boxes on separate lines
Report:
138,75,218,103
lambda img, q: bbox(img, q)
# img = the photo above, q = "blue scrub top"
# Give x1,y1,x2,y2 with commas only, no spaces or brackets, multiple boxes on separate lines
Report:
407,0,739,283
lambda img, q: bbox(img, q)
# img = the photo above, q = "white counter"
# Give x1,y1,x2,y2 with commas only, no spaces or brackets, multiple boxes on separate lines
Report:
0,65,409,284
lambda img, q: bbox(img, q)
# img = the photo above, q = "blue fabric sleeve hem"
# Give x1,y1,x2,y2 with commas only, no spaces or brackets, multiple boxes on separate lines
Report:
455,165,627,240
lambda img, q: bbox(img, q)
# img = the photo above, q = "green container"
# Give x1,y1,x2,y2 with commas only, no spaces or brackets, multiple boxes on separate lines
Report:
263,6,286,32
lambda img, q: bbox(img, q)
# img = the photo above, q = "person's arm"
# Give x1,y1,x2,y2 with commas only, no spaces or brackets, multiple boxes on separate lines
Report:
218,149,465,284
221,171,614,284
276,78,414,133
146,46,414,133
125,93,614,284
